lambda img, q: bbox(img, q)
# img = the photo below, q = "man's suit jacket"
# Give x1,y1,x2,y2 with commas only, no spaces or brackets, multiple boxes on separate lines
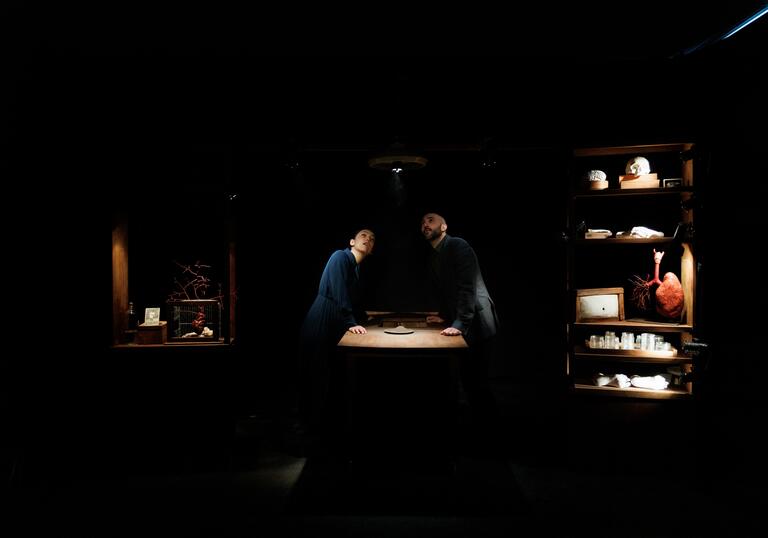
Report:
432,235,498,343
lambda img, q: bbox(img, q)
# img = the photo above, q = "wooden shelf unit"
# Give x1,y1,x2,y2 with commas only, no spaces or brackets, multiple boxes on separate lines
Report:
566,142,698,399
111,194,237,349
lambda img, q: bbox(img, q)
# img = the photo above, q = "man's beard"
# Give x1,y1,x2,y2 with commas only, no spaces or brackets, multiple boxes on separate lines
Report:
424,228,441,241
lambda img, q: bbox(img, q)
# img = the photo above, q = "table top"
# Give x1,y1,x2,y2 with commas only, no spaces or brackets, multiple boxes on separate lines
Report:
337,325,468,350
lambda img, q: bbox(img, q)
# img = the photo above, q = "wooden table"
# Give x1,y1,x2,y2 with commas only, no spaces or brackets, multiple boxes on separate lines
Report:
336,319,468,461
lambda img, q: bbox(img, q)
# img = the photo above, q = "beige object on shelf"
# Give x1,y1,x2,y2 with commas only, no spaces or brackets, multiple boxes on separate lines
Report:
585,229,612,239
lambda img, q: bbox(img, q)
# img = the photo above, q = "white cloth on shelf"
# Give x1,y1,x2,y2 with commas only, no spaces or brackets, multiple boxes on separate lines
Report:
594,374,612,386
630,375,669,390
616,226,664,239
594,373,631,388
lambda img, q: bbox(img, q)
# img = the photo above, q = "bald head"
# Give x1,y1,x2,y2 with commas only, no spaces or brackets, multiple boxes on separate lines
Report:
421,213,447,245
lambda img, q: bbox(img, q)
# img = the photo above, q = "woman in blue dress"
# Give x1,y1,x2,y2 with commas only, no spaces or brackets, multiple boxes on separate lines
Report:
297,228,376,440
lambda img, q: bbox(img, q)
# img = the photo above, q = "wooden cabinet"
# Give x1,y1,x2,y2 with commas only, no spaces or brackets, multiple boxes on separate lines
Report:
566,143,698,399
111,190,237,348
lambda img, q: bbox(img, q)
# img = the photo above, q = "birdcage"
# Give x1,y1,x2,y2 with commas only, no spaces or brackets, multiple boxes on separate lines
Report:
167,299,222,341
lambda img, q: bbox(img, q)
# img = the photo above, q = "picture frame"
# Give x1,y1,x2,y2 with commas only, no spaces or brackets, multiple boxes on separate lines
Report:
144,307,161,326
575,287,625,322
663,178,683,188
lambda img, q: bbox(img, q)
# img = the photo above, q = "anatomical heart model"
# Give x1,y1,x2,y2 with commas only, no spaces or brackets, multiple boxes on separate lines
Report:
630,249,685,320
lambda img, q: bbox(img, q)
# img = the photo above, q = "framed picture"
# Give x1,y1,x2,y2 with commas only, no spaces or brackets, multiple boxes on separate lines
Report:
144,307,161,326
663,178,683,188
575,287,625,322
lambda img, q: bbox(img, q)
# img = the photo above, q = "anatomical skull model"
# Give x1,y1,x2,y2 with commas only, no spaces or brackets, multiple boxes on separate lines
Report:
629,249,685,320
625,156,651,175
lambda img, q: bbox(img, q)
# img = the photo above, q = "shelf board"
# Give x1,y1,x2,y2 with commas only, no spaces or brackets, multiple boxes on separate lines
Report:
573,319,692,332
573,187,692,198
574,237,675,245
112,340,231,350
573,143,692,157
573,383,691,399
572,345,692,364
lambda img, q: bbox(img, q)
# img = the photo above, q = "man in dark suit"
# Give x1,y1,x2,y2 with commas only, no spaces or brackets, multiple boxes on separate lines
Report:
420,212,499,433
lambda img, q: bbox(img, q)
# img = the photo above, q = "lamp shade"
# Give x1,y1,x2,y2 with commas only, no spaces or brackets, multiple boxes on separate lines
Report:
368,140,427,171
368,154,428,171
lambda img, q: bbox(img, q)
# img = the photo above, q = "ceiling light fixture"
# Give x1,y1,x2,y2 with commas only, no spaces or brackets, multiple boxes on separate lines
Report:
368,140,427,172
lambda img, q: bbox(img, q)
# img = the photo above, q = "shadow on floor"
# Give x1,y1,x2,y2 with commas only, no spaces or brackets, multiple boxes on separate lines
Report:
287,455,528,517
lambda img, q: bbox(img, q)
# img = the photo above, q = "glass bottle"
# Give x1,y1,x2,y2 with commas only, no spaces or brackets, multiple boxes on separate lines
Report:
127,301,137,330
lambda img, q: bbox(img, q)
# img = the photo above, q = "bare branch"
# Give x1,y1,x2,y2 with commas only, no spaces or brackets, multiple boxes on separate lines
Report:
167,260,223,307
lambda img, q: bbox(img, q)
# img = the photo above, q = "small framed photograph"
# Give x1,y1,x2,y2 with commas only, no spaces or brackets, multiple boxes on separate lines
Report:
575,287,625,322
663,178,682,188
144,307,161,326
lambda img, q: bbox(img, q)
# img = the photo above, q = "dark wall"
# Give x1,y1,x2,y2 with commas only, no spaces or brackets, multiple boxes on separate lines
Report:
9,36,766,480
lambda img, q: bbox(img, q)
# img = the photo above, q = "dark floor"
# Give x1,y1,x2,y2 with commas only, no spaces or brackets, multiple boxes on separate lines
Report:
6,377,764,537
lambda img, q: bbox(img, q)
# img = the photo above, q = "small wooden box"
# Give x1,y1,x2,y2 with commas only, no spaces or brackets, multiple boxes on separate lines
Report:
619,173,659,189
585,180,609,191
136,321,167,345
575,288,625,322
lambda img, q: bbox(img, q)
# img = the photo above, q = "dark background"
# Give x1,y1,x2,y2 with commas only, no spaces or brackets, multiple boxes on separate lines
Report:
7,4,768,483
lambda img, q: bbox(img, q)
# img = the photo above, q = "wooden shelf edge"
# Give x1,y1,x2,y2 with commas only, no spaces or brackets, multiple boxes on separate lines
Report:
572,383,691,399
572,353,692,364
111,340,232,350
573,320,692,331
574,237,675,245
573,187,692,198
573,143,692,157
